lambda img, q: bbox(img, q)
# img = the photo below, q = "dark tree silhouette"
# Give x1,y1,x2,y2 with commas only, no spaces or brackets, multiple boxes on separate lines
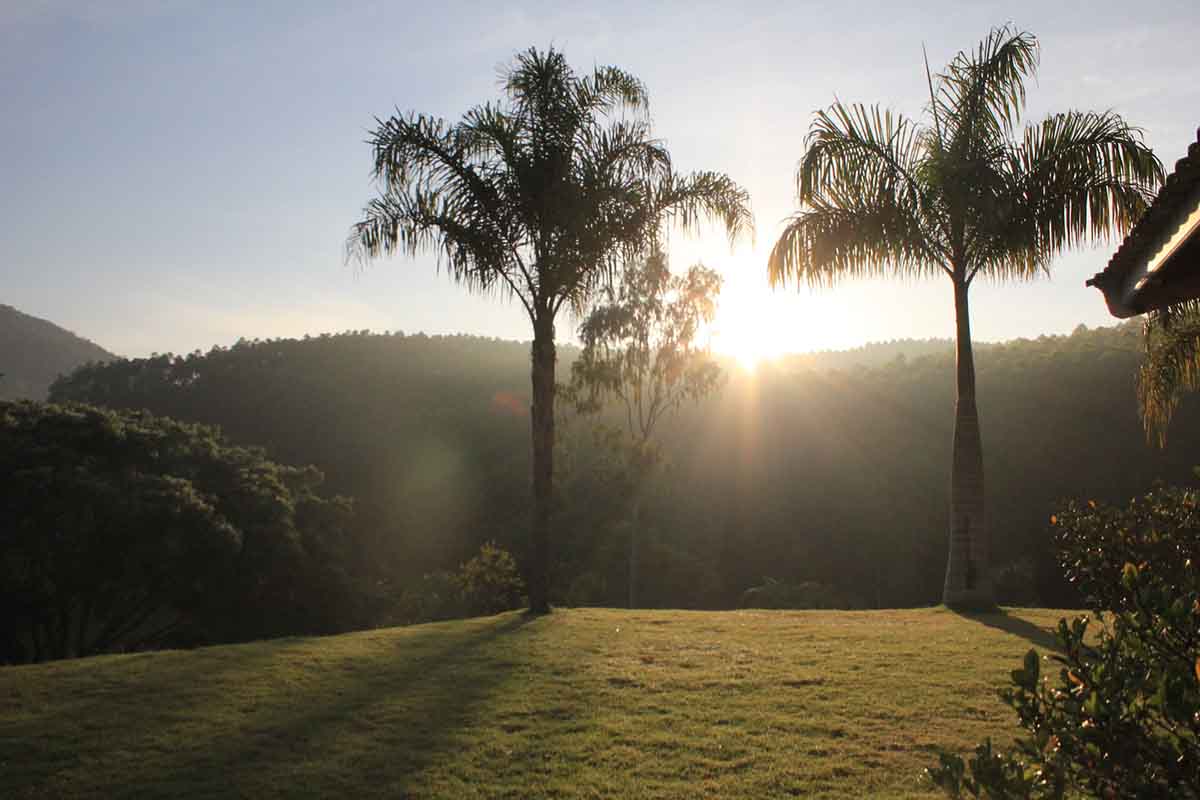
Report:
347,47,752,612
767,27,1162,608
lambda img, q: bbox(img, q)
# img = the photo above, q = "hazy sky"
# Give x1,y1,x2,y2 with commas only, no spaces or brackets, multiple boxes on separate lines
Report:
3,0,1199,357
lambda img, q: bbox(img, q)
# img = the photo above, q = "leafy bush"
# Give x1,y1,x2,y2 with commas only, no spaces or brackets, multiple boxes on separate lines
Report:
739,578,858,610
387,542,524,625
458,541,525,616
0,401,362,663
392,571,466,625
928,484,1200,799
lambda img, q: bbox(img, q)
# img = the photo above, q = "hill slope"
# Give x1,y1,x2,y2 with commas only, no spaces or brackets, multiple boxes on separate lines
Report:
0,305,114,400
49,322,1193,610
1,607,1070,799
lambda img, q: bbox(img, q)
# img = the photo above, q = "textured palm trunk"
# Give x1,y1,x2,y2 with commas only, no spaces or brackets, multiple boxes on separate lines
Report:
528,313,556,614
943,277,995,609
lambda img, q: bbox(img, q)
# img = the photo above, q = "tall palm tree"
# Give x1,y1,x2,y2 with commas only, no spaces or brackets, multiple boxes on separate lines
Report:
767,27,1162,609
348,47,752,613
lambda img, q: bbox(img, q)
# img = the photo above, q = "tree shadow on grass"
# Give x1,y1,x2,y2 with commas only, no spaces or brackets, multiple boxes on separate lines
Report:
3,611,544,799
950,608,1061,653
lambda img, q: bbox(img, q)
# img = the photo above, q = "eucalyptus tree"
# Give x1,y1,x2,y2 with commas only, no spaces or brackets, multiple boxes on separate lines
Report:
348,48,751,613
767,27,1162,608
568,251,724,607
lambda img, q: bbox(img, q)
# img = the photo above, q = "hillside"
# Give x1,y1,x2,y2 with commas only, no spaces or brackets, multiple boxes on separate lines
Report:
0,606,1071,799
0,305,114,400
49,321,1194,613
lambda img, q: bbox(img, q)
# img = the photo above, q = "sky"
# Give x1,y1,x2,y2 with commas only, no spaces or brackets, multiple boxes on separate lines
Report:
2,0,1199,358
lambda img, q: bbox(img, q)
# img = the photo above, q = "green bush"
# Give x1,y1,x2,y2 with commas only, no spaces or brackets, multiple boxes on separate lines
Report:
928,484,1200,799
457,541,525,616
388,542,524,625
392,571,466,624
0,401,362,663
739,578,858,610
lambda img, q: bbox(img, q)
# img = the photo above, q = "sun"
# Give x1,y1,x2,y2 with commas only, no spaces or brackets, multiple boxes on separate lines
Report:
711,290,787,370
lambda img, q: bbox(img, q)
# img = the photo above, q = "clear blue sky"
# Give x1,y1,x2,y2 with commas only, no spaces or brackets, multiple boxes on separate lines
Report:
3,0,1198,357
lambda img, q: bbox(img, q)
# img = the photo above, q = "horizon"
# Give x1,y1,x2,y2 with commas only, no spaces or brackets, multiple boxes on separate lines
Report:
6,298,1137,366
3,1,1198,358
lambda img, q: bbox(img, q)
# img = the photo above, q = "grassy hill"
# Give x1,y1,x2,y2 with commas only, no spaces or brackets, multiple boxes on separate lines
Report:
1,607,1074,799
0,305,114,400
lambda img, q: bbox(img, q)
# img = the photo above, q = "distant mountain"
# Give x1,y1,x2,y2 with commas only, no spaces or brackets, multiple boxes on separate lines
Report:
0,305,115,400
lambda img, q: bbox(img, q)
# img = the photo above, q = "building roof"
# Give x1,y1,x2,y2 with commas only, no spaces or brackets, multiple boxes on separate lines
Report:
1087,127,1200,318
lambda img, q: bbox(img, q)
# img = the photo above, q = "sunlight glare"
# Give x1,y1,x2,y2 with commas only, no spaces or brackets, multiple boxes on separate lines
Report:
712,290,788,370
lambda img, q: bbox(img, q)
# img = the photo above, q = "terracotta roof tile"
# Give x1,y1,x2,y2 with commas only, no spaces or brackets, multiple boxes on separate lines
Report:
1092,126,1200,289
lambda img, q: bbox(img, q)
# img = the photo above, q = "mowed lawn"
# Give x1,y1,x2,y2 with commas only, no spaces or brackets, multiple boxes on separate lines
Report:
0,607,1076,799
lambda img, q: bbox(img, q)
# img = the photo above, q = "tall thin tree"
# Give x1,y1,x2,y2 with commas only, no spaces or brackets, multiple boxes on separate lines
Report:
349,48,752,612
767,26,1162,608
568,251,724,607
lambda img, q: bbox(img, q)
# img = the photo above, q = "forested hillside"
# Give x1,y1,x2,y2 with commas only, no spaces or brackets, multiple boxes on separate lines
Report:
0,305,114,400
51,321,1199,609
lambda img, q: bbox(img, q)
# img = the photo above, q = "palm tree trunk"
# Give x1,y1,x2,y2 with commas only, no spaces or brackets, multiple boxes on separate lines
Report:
528,313,556,614
943,277,995,610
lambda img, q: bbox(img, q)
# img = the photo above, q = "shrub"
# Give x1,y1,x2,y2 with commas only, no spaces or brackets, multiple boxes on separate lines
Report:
457,541,525,616
739,578,857,610
393,571,466,624
0,401,361,663
928,484,1200,799
387,542,524,625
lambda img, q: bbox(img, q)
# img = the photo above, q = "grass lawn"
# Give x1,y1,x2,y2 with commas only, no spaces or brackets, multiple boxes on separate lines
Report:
0,607,1077,798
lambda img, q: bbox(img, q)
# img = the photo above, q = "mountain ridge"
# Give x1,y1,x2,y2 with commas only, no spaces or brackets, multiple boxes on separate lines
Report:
0,304,116,400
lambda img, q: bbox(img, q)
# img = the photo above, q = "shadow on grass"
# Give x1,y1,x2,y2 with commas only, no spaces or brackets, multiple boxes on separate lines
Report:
3,612,544,799
950,608,1061,653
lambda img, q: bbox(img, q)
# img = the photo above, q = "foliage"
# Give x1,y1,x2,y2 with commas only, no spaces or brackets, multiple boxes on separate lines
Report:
1138,300,1200,446
566,251,724,606
2,607,1071,799
928,485,1200,799
767,24,1163,609
457,541,525,616
768,28,1161,288
346,45,751,612
739,578,860,610
48,323,1200,612
389,542,525,624
0,401,361,663
392,571,466,625
569,250,724,461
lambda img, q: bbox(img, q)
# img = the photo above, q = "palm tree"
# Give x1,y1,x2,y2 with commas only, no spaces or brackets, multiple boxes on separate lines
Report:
1137,301,1200,447
767,26,1162,609
348,47,752,613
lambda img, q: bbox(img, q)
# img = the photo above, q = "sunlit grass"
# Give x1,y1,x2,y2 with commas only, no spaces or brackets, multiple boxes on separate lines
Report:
0,607,1073,799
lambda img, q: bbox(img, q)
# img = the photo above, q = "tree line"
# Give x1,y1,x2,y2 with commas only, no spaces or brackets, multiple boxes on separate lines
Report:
47,322,1200,617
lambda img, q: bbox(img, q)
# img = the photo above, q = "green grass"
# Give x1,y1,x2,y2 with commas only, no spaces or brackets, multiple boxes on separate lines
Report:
0,607,1076,798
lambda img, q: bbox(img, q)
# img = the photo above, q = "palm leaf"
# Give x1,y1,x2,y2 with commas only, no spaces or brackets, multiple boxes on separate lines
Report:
1138,301,1200,446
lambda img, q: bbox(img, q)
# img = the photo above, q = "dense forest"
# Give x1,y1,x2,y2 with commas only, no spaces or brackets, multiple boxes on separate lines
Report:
0,305,114,400
48,320,1200,612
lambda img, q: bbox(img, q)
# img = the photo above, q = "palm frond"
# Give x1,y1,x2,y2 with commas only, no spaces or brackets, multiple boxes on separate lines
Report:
935,25,1039,145
771,100,946,286
1138,301,1200,446
800,103,926,210
1012,110,1162,244
652,171,754,247
582,65,650,116
768,200,941,288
